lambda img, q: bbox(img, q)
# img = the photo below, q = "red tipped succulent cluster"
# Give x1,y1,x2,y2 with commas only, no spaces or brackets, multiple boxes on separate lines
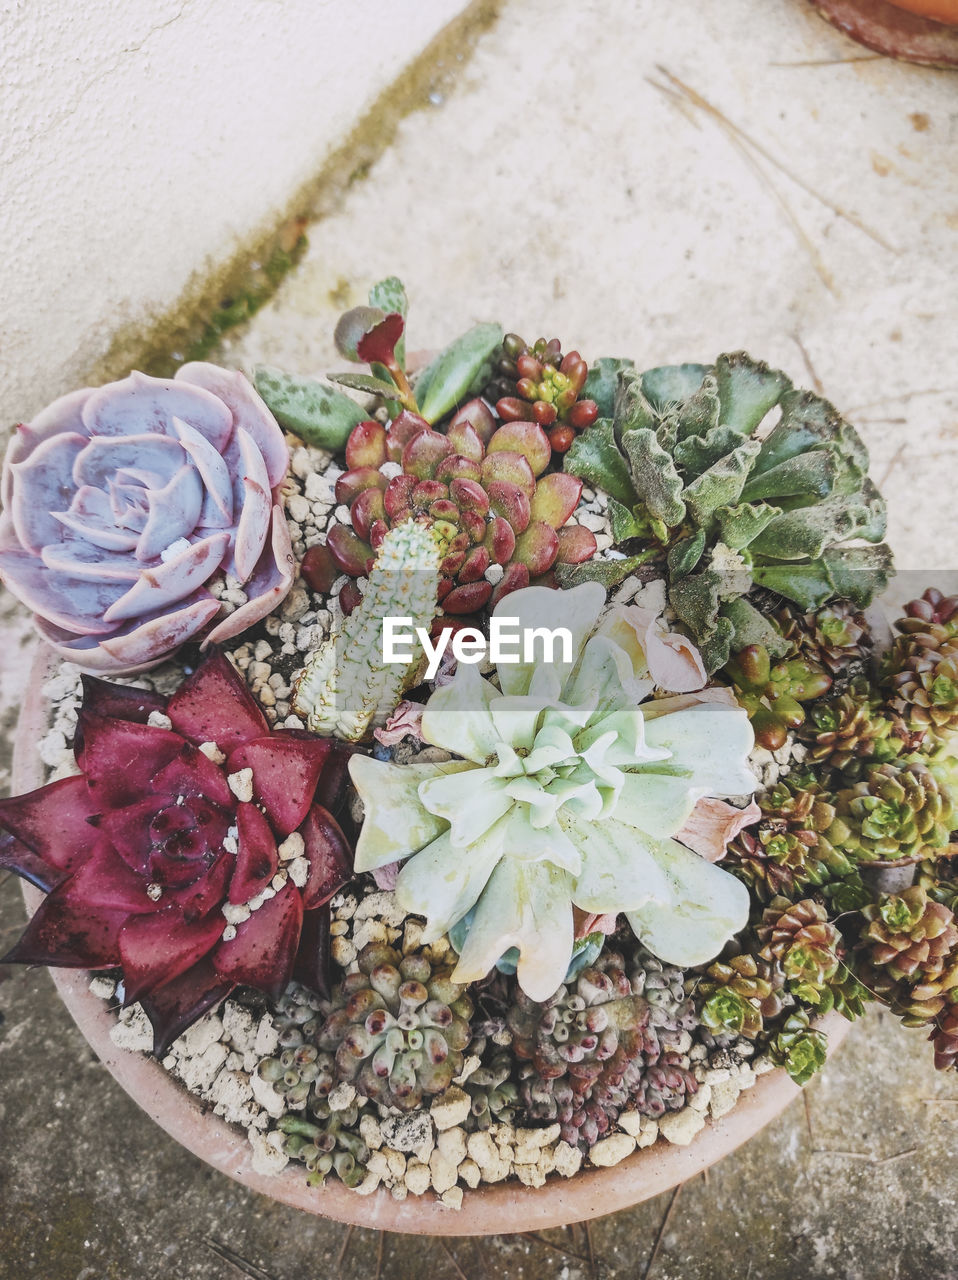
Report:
0,652,352,1053
314,402,596,614
489,334,599,454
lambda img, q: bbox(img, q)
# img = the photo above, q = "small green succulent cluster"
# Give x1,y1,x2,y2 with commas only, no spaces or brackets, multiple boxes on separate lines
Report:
317,942,474,1111
716,592,958,1083
696,896,866,1083
257,982,373,1188
560,353,891,672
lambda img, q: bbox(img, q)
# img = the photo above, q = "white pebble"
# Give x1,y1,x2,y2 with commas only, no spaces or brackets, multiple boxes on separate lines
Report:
227,768,254,803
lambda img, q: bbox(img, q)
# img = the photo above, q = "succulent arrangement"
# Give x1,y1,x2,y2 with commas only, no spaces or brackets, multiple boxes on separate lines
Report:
2,279,957,1208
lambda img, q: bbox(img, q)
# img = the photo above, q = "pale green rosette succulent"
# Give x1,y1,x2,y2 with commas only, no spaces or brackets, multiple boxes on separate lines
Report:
349,583,756,1001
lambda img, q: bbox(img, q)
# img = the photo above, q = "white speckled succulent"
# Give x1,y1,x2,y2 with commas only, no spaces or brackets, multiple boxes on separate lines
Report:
350,582,757,1002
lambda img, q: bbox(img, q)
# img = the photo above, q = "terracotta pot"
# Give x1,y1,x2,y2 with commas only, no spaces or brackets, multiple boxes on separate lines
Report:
810,0,958,63
886,0,958,22
14,643,850,1233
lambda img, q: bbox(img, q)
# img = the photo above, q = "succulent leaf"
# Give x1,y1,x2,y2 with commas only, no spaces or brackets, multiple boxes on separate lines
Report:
350,584,756,1000
417,322,504,424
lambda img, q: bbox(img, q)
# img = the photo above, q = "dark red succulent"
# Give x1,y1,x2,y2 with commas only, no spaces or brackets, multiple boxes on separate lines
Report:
0,651,352,1053
323,404,596,614
483,334,600,453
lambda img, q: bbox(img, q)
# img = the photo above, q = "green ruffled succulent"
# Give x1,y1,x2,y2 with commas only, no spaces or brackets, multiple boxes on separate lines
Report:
350,583,756,1001
560,353,891,671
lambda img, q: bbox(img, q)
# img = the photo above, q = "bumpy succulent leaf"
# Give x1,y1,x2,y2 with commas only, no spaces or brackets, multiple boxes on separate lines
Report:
565,353,893,671
295,520,442,741
584,357,636,419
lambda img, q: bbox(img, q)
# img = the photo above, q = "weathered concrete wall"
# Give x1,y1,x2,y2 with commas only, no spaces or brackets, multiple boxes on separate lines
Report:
0,0,468,426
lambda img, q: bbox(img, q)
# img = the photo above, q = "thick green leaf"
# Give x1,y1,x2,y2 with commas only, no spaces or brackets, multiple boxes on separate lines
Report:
614,369,657,443
327,371,399,397
714,352,791,435
821,544,893,606
739,449,838,503
667,570,741,672
674,425,748,478
417,322,504,424
753,390,847,475
253,365,367,448
697,615,737,675
621,428,686,527
750,490,881,561
555,553,656,590
667,529,707,578
751,560,835,610
565,419,637,508
682,438,761,528
673,373,720,441
608,497,649,543
720,597,790,658
640,363,709,413
655,413,679,456
585,357,636,419
854,479,888,543
713,502,781,552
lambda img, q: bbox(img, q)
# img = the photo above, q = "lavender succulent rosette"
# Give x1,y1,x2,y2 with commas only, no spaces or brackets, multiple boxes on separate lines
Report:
0,363,293,673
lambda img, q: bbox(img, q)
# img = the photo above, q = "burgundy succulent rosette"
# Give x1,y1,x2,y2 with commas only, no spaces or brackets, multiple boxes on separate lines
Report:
0,363,294,674
0,652,352,1053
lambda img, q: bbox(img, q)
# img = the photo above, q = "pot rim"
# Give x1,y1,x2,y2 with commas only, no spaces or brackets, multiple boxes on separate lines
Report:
810,0,958,64
14,641,851,1235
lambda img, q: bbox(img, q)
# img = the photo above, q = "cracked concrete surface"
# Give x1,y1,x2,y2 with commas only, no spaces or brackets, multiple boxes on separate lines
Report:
2,1,958,1277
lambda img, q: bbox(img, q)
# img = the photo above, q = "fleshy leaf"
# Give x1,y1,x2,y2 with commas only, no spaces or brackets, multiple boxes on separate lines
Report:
119,908,226,1004
416,323,504,425
226,734,331,834
327,371,399,397
625,838,750,967
714,352,791,435
681,437,761,528
79,676,168,724
640,363,708,412
564,419,635,508
298,805,353,910
213,880,303,998
0,775,100,870
74,713,183,808
608,497,648,543
621,428,687,527
350,756,472,871
292,905,332,998
167,648,268,753
672,373,720,442
583,357,636,420
2,888,124,968
555,555,654,591
229,802,280,905
487,421,551,478
251,368,366,451
139,959,234,1057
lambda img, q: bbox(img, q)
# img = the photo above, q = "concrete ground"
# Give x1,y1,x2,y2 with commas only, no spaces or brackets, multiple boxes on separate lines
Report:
2,0,958,1276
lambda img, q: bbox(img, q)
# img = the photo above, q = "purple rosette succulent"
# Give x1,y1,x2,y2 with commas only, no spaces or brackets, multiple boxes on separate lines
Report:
0,363,293,673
